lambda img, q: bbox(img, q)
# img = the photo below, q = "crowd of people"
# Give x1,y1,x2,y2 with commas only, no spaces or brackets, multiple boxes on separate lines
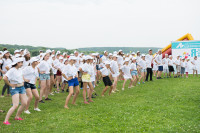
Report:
0,48,198,125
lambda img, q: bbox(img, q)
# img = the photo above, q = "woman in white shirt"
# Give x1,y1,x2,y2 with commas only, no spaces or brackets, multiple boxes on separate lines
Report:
110,54,119,93
62,56,80,109
191,56,198,77
185,58,190,78
168,55,175,77
180,57,186,77
130,57,139,87
22,51,31,68
3,58,27,125
61,59,69,92
23,57,41,114
37,53,51,103
1,51,13,97
79,56,94,104
138,54,147,84
120,58,134,91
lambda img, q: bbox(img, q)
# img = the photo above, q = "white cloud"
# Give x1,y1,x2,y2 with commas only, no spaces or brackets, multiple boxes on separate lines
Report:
0,0,199,49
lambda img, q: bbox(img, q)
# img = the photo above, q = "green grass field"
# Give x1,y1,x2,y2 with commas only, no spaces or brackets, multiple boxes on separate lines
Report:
0,76,200,132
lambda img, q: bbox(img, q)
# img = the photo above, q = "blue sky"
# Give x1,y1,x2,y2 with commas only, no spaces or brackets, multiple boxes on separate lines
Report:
0,0,199,49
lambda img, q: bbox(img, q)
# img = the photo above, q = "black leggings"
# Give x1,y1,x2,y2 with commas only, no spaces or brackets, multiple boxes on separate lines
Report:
2,83,9,95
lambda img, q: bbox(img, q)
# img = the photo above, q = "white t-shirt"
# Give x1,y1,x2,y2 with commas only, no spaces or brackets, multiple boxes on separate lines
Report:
117,56,124,66
100,67,110,76
155,54,163,66
22,58,30,68
181,61,186,68
23,66,39,84
185,61,190,72
5,67,24,84
2,58,13,73
145,54,153,68
81,63,91,74
120,65,132,79
110,60,119,77
163,58,169,69
64,64,77,78
138,59,146,69
168,59,174,66
175,59,181,65
130,63,137,71
101,55,108,63
37,60,51,74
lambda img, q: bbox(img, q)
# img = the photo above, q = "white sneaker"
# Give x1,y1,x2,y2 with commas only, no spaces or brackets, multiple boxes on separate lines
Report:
122,88,124,91
34,108,41,112
24,110,31,114
111,91,116,93
50,92,54,95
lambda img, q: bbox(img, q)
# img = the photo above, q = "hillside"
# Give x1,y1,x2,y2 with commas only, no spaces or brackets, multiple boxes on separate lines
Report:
78,47,161,54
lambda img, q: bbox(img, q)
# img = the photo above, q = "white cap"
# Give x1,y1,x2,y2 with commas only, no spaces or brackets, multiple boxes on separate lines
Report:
3,50,9,56
69,56,77,61
56,51,61,55
59,56,64,60
113,51,118,54
137,51,140,53
132,57,137,60
14,49,20,53
125,58,129,62
104,51,107,54
119,49,123,52
12,58,23,66
182,57,185,60
104,61,111,65
113,54,118,57
177,55,180,57
74,51,78,54
82,56,87,60
15,54,21,58
51,55,55,57
46,49,52,53
20,49,24,51
30,57,39,64
24,50,30,55
108,53,113,56
131,52,135,55
169,55,172,58
141,54,146,57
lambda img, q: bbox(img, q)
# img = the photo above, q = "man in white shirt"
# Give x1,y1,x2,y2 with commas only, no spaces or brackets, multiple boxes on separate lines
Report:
145,49,153,81
174,55,181,78
155,49,163,79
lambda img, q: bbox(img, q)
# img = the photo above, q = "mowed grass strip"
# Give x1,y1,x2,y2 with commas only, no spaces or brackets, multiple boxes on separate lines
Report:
0,76,199,132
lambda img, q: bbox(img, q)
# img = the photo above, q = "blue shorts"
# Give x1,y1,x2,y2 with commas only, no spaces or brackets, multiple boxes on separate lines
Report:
10,86,26,96
158,66,163,71
40,74,50,81
131,70,138,76
24,82,36,90
68,77,79,87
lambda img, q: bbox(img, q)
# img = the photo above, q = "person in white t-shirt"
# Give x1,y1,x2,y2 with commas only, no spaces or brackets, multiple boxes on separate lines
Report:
23,57,41,114
145,49,153,81
100,61,114,96
3,58,27,125
120,58,134,90
101,51,108,63
130,57,139,87
191,56,198,77
138,54,147,84
163,54,169,78
110,54,119,93
168,55,175,77
152,53,158,77
37,53,51,103
62,56,80,109
174,55,181,78
185,58,190,78
155,50,163,79
180,57,186,77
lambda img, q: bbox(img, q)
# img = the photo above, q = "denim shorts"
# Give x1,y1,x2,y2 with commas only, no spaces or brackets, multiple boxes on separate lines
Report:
68,77,79,87
10,86,26,96
131,70,138,76
39,74,50,81
158,66,163,71
24,82,36,89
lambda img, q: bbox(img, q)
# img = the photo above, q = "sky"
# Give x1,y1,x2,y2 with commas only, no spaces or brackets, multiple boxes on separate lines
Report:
0,0,199,49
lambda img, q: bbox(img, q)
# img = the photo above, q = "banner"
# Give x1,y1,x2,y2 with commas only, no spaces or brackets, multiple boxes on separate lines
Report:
171,41,200,74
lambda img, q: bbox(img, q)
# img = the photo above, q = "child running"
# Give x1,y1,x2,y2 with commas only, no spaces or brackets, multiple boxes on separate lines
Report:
100,61,114,96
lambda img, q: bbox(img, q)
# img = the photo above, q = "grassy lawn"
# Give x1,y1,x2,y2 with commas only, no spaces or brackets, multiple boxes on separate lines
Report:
0,76,200,132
